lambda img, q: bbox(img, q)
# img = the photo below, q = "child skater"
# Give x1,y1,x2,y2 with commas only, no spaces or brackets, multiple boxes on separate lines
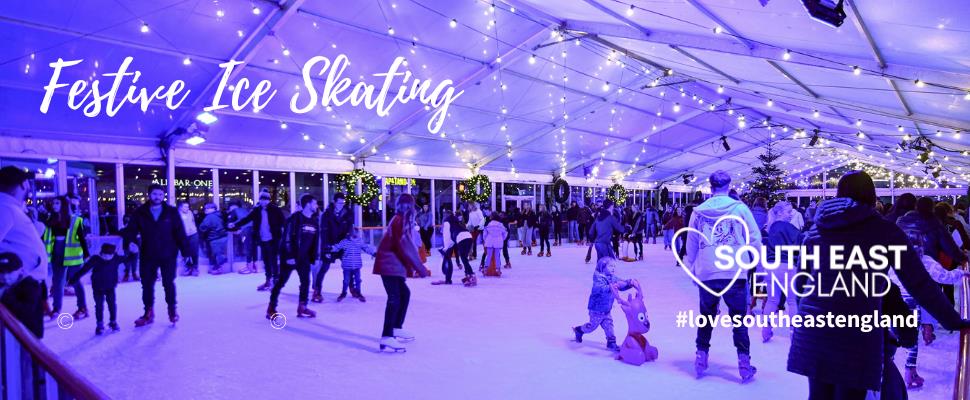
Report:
481,216,508,277
69,243,122,335
572,257,636,351
332,227,377,302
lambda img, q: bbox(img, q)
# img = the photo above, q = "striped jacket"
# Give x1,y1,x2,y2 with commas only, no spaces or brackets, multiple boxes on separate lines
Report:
333,236,376,270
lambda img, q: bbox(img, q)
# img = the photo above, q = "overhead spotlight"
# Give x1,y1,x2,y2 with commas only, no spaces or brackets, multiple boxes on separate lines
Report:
673,103,681,113
529,54,536,64
857,131,865,139
195,111,218,125
782,49,791,60
713,26,723,34
964,92,970,100
666,69,674,76
717,85,724,94
252,6,261,15
800,0,847,28
387,26,395,35
450,19,458,28
766,99,774,107
721,136,731,151
626,5,634,16
855,119,862,127
140,22,150,33
914,79,925,88
186,131,206,146
809,129,820,146
852,66,861,75
813,109,820,118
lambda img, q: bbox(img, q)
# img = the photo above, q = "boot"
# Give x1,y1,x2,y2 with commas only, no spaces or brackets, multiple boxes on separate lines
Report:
297,302,316,318
536,251,544,258
180,267,193,276
738,354,757,383
521,248,527,255
527,248,532,256
311,290,323,303
108,321,120,332
209,267,223,276
607,339,620,351
573,326,584,343
134,308,154,327
905,367,924,388
266,304,277,320
95,324,104,335
73,307,89,320
122,271,130,282
695,350,709,378
168,306,179,324
463,274,478,286
337,292,347,302
353,291,366,303
132,272,140,281
393,328,415,342
546,250,551,257
431,280,452,285
762,326,773,343
257,278,272,292
191,268,200,277
504,262,511,269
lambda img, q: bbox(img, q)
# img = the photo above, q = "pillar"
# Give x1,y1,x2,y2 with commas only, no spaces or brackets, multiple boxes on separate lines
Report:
252,170,260,205
289,171,297,213
212,168,220,209
323,173,330,208
166,148,176,206
430,179,437,224
380,176,387,227
56,159,68,195
115,163,125,231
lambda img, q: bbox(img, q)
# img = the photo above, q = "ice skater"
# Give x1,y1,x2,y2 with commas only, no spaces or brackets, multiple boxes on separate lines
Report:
331,226,376,302
123,184,189,327
572,257,635,351
481,215,507,277
68,243,121,335
267,194,319,319
374,194,429,352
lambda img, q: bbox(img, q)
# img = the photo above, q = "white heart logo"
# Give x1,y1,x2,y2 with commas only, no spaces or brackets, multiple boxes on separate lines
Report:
671,215,752,297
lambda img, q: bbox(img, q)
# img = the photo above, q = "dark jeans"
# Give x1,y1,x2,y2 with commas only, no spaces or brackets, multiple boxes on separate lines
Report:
419,227,433,251
341,269,362,295
183,234,200,268
538,230,551,252
270,260,311,308
441,246,455,283
807,378,868,400
469,228,480,258
593,242,614,261
611,235,620,257
553,224,562,243
632,234,643,257
313,254,333,292
696,279,750,355
646,224,658,242
502,237,510,263
140,256,177,311
259,240,279,281
380,275,410,337
578,223,588,241
51,240,86,312
123,252,139,276
456,239,474,276
93,289,117,324
1,277,44,338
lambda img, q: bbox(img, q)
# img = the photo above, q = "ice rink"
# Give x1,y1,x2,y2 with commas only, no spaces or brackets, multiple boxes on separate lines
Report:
43,243,960,399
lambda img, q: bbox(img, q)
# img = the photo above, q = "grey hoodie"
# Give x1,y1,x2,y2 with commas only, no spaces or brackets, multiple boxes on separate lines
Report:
683,194,762,282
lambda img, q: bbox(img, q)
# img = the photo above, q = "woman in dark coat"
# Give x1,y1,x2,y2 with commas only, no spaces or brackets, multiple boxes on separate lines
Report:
787,171,967,399
373,194,429,352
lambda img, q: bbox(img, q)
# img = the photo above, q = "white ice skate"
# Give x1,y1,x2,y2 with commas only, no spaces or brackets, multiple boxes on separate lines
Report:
380,336,407,353
393,328,415,342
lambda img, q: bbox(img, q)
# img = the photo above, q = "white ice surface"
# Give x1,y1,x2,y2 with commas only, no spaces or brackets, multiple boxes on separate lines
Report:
43,243,960,399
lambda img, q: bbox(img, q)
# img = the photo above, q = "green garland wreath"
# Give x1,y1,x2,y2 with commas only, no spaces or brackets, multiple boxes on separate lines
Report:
607,184,628,205
458,174,491,203
339,169,379,205
552,178,570,203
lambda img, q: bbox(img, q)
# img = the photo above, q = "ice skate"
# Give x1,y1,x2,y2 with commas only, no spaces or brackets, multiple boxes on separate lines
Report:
108,321,120,332
190,268,200,277
180,267,193,276
527,249,532,256
257,278,272,292
168,306,179,325
266,304,277,320
311,290,323,303
209,267,223,275
122,271,130,282
379,336,406,353
462,274,477,287
132,272,140,281
694,350,708,378
922,324,936,346
520,248,526,255
134,308,154,327
337,292,347,302
606,339,619,352
393,328,415,342
95,324,104,335
762,326,773,343
537,252,544,258
353,292,366,302
545,250,551,257
431,280,451,285
905,367,924,389
738,354,757,383
297,302,316,318
573,326,584,343
73,307,89,320
503,262,511,269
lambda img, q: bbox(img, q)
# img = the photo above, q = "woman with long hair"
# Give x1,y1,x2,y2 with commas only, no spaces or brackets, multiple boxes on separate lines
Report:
536,204,553,257
373,194,429,352
759,202,801,343
44,195,89,319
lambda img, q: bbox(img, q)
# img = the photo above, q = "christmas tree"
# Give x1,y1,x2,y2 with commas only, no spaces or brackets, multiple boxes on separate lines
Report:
747,145,788,205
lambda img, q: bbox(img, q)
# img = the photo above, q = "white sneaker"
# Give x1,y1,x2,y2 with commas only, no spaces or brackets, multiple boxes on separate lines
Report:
393,328,415,342
379,336,406,352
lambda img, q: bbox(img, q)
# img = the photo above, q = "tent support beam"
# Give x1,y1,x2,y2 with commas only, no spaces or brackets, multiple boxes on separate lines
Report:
670,46,740,84
844,0,913,117
580,0,652,37
682,0,754,49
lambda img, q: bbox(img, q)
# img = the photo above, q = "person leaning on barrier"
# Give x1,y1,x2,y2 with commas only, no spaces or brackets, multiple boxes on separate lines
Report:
0,166,48,338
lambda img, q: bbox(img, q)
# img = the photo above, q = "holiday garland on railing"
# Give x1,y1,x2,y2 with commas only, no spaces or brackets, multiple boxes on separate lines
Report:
458,174,491,203
607,184,628,205
552,178,570,203
338,169,379,205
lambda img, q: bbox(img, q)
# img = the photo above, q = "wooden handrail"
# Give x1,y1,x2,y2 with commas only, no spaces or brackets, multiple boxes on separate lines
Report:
955,264,970,400
0,304,109,400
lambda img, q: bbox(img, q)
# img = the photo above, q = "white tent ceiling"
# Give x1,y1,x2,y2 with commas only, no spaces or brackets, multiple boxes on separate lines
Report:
1,0,968,186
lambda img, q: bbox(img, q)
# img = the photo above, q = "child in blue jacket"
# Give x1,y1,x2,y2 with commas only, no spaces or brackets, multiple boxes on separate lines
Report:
572,257,635,351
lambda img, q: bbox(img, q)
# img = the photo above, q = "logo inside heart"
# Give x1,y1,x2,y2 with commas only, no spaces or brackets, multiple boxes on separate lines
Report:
671,215,752,297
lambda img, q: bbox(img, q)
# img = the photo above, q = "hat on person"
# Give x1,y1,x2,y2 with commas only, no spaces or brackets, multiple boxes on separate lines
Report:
100,243,116,255
259,191,271,200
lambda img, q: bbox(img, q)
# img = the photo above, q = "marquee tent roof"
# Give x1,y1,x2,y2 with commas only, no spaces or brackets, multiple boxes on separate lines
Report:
2,0,969,187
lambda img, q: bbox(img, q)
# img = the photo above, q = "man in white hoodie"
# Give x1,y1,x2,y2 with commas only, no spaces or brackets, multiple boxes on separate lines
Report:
466,202,485,261
683,171,762,383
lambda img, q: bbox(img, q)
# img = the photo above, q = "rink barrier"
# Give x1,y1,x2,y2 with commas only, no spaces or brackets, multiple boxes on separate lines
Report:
0,304,109,400
956,264,970,400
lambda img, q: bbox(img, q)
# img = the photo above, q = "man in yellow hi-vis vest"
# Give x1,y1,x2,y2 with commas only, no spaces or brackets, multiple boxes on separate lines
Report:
44,195,89,320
